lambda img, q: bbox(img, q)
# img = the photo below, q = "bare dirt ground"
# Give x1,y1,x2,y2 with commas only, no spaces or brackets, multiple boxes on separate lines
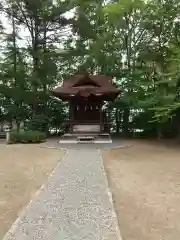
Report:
103,140,180,240
0,143,65,239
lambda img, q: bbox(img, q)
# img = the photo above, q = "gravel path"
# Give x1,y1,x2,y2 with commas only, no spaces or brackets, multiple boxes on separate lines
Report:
3,149,121,240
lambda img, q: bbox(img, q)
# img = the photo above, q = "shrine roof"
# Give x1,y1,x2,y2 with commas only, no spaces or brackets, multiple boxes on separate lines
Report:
61,74,113,87
51,74,120,101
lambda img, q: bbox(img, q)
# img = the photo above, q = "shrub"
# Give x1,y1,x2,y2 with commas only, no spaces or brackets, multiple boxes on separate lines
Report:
10,131,46,144
26,114,49,133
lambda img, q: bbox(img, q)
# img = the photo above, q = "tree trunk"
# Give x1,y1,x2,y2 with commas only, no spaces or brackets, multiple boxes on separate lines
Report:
157,124,163,140
12,11,17,86
42,21,48,93
115,109,120,135
0,123,3,132
30,14,41,121
175,109,180,140
122,108,130,137
16,121,20,132
12,8,23,132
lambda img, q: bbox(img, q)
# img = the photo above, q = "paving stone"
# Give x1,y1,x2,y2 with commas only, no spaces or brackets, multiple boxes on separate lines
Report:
3,149,121,240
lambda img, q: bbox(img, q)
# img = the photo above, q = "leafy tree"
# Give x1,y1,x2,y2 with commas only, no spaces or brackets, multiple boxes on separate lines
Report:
1,0,180,139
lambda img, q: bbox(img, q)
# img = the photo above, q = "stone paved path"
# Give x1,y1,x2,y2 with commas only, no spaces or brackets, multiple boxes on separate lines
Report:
3,149,121,240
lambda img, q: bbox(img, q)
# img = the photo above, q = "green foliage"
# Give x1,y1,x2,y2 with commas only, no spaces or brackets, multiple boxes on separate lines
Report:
26,114,49,133
10,131,46,144
1,0,180,139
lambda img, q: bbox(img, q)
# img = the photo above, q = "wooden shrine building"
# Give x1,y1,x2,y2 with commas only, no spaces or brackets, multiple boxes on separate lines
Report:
51,74,120,140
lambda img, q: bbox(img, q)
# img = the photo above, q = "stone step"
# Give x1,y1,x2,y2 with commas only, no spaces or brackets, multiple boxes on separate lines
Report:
60,133,112,144
77,136,95,144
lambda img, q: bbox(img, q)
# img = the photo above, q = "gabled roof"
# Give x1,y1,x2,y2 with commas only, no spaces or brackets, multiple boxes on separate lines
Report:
51,74,120,101
61,74,113,87
72,75,101,87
